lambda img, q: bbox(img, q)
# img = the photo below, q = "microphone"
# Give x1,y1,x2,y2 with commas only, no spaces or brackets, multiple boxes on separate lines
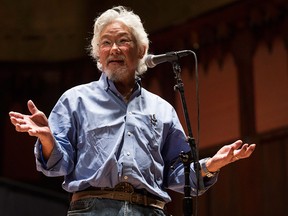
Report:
145,50,192,68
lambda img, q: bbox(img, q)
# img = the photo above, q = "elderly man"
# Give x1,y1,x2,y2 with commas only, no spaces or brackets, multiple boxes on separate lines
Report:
9,6,256,216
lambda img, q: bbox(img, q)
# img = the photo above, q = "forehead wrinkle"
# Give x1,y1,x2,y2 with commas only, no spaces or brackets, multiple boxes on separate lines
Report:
100,31,131,40
100,21,133,40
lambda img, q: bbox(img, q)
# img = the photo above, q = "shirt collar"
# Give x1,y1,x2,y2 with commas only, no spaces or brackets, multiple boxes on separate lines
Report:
99,72,142,98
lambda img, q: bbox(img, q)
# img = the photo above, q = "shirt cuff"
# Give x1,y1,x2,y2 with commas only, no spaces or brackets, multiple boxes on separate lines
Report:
34,139,63,170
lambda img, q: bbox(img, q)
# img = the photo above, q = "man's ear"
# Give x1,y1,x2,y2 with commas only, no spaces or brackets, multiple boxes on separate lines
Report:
138,45,147,59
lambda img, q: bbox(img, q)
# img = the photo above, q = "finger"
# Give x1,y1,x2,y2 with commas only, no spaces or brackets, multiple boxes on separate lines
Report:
16,125,39,137
28,129,39,136
10,117,26,125
10,116,18,126
9,111,24,119
249,144,256,150
243,144,256,157
233,140,243,149
10,116,24,126
27,100,39,115
229,140,243,158
236,143,248,154
235,144,256,159
15,123,31,132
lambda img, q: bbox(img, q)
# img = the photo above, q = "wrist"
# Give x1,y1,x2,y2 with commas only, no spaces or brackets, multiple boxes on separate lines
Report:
200,157,220,178
205,157,220,173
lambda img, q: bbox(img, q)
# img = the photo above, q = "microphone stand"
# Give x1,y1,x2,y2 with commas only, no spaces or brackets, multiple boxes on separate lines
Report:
172,60,200,216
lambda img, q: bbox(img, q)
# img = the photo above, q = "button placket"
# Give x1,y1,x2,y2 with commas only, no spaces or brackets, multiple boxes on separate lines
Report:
121,107,136,182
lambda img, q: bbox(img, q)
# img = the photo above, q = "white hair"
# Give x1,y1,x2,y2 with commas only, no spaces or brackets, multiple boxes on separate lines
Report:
90,6,149,76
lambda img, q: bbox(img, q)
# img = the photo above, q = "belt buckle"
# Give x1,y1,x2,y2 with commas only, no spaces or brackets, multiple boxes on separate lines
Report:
114,182,134,193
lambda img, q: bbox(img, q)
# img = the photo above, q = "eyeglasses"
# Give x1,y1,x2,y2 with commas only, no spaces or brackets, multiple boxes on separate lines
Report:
98,37,133,49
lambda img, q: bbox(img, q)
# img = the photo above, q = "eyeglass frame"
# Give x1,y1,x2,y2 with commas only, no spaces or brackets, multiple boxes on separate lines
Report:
97,36,134,49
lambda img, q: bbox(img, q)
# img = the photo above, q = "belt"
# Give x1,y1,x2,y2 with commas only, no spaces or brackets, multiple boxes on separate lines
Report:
71,182,166,210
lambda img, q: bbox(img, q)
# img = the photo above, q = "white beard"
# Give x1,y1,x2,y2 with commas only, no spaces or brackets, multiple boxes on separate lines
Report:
105,66,131,82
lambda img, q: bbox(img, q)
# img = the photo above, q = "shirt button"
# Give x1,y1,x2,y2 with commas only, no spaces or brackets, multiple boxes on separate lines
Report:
127,131,132,136
128,111,133,115
127,152,130,156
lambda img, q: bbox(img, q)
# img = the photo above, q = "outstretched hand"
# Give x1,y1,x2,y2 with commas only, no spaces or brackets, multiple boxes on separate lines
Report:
9,100,55,159
9,100,50,138
206,140,256,173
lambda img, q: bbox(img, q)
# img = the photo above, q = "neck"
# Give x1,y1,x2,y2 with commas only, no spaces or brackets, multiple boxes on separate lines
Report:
114,79,135,102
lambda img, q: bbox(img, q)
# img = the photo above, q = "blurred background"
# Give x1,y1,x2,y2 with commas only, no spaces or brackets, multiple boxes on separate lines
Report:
1,0,287,215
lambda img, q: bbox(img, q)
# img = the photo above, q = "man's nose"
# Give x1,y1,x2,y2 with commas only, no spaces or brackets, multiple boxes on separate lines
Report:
110,42,121,54
112,42,120,49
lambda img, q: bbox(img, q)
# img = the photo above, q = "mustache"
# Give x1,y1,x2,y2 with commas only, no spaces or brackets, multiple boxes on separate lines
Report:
106,55,125,64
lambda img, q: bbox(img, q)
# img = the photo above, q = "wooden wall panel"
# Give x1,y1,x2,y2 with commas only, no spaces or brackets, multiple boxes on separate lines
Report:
173,54,240,149
254,39,288,133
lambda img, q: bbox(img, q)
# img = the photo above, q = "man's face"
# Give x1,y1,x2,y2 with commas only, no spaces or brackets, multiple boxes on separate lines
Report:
98,21,142,82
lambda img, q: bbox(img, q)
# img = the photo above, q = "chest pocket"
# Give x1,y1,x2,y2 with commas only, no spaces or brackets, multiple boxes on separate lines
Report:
133,113,164,151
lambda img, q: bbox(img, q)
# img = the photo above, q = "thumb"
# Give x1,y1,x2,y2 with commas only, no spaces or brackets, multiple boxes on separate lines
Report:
27,100,39,115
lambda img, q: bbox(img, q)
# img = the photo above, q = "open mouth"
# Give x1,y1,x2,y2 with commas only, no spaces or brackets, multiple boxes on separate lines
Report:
107,56,125,65
108,59,125,64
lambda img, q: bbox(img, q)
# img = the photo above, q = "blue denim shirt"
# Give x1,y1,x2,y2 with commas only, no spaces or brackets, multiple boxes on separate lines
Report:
34,73,217,202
